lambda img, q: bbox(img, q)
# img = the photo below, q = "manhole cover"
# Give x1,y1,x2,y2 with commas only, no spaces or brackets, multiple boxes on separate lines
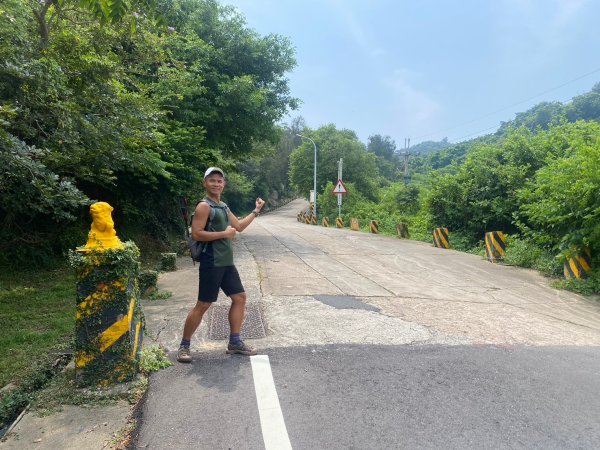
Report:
313,295,380,312
208,303,266,340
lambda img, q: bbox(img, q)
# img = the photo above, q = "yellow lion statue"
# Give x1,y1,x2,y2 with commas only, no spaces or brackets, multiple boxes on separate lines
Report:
84,202,124,251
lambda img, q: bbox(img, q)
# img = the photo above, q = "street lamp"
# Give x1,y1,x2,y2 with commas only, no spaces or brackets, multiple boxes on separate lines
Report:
296,134,317,218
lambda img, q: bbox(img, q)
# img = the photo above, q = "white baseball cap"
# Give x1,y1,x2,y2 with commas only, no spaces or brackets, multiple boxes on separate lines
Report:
204,167,225,179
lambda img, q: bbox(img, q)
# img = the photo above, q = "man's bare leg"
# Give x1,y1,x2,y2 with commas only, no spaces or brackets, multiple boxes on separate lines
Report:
228,292,247,334
226,292,256,355
182,301,212,340
177,301,211,362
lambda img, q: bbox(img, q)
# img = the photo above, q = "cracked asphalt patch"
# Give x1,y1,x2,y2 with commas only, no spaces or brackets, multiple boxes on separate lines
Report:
313,295,380,312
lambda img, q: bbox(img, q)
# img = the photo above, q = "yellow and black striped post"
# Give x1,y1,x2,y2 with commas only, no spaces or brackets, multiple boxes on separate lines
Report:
311,214,317,225
564,248,592,279
336,217,344,228
350,218,360,231
322,217,329,227
369,220,379,234
297,213,301,222
305,214,311,224
396,223,409,238
433,227,449,248
485,231,506,262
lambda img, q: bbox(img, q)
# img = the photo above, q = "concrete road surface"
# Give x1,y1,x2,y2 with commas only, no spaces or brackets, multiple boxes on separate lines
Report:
137,198,600,449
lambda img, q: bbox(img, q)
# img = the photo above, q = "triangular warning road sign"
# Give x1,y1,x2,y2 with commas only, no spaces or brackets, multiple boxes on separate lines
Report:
332,179,348,194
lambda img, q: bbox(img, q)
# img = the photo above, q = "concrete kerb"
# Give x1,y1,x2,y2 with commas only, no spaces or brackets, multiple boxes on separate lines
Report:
0,372,141,450
0,401,134,450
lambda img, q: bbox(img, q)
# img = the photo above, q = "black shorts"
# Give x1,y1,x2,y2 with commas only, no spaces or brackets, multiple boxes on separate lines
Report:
198,265,245,302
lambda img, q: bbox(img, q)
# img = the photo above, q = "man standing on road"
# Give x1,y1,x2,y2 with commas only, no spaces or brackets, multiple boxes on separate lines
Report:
177,167,265,363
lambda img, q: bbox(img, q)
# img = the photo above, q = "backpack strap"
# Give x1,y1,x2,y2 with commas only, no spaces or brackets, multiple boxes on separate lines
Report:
199,197,229,230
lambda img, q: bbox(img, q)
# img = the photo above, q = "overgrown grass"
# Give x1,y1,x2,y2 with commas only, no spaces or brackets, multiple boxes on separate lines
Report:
0,265,75,429
504,235,563,277
553,270,600,297
0,347,71,430
0,266,75,389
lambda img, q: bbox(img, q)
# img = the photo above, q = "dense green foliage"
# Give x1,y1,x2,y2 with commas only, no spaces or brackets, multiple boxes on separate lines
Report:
1,0,297,265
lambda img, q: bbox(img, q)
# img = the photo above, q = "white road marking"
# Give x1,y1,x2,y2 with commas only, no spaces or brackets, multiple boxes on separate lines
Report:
250,354,292,450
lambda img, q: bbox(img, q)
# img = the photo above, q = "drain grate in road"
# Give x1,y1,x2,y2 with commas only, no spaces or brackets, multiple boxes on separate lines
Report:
313,295,380,312
208,303,266,340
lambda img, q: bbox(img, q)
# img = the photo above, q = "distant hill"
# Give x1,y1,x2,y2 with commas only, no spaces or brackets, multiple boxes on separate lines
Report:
497,81,600,134
405,138,452,156
410,81,600,173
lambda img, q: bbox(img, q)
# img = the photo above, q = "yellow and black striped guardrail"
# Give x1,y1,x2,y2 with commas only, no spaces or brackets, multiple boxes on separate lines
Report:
433,227,449,248
485,231,506,262
396,223,409,238
336,217,344,228
350,218,360,231
322,217,329,227
564,248,592,279
369,220,379,234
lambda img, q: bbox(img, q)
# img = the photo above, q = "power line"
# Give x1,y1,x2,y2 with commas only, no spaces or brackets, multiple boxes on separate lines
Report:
413,66,600,141
453,91,580,143
453,124,502,143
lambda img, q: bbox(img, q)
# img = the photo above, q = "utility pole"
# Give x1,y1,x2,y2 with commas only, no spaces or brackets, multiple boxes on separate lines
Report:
399,138,418,185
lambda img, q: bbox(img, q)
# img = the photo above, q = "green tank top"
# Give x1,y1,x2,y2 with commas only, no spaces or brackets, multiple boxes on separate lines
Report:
198,198,233,267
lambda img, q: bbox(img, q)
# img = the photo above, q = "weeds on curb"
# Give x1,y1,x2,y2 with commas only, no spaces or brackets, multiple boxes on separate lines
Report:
139,346,172,373
147,290,173,301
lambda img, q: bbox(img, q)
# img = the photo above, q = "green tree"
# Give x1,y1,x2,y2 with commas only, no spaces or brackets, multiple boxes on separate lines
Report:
409,138,451,156
426,138,528,238
367,134,399,181
565,82,600,123
367,134,396,160
497,101,565,134
289,124,379,202
516,121,600,254
380,182,421,216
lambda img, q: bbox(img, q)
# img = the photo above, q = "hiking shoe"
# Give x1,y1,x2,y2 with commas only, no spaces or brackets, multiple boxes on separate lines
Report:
177,345,192,363
226,341,257,356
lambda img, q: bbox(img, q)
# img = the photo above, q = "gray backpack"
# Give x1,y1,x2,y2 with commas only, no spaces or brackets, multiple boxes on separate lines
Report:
187,198,230,262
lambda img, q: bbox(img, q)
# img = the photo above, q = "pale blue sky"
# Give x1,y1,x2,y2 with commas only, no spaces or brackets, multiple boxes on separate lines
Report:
225,0,600,146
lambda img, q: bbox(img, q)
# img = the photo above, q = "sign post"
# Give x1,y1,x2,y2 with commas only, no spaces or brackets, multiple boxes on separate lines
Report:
332,158,348,219
337,159,342,218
